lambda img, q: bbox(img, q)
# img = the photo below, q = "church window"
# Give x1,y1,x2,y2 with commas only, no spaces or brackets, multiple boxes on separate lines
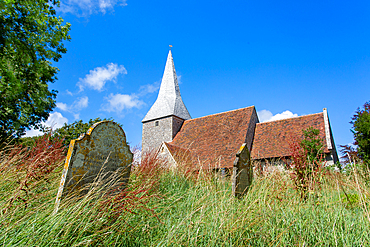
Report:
155,121,159,126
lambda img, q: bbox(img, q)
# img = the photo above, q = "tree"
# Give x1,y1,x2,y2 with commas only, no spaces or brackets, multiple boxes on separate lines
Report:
20,118,123,149
0,0,71,140
51,117,119,147
350,101,370,165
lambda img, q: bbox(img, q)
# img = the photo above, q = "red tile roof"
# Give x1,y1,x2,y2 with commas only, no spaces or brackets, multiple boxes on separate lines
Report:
168,106,257,169
164,142,194,165
251,112,329,160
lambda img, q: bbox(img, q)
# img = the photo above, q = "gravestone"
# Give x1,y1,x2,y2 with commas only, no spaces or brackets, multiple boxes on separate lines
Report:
232,143,253,198
55,121,133,211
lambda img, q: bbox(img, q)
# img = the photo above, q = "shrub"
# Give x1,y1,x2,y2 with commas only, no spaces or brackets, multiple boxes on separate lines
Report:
285,127,325,200
50,117,112,147
300,127,324,164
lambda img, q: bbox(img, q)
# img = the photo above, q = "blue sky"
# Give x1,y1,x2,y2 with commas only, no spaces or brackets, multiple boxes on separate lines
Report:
26,0,370,153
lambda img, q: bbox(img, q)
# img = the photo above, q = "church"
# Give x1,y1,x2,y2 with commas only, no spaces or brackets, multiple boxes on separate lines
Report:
142,50,339,170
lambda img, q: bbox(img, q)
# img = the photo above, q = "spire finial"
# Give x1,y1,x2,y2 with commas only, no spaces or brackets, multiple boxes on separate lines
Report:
169,45,173,50
142,49,191,123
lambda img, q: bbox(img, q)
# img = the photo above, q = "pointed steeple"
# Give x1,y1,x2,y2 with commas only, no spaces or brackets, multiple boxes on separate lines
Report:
142,50,191,122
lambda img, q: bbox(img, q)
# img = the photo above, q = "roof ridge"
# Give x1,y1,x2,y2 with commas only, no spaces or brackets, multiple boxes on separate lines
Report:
257,112,323,125
184,105,255,122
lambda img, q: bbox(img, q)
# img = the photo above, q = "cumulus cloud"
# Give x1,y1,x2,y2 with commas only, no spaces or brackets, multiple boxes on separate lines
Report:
78,63,127,91
25,129,44,138
56,96,89,119
44,112,69,129
56,102,69,112
258,110,298,122
57,96,89,112
58,0,127,16
25,112,69,137
102,93,143,113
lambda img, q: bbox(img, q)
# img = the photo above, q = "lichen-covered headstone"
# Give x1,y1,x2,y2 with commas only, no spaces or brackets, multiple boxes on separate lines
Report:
232,143,253,198
55,121,133,211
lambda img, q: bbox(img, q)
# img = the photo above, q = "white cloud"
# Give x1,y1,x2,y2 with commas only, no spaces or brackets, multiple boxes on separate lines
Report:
25,112,68,137
138,81,160,96
75,96,89,109
57,96,89,112
56,102,69,111
258,110,299,122
66,90,74,96
58,0,127,16
177,75,182,84
103,93,143,113
257,110,273,122
78,63,127,91
44,112,69,129
25,128,45,137
56,97,89,119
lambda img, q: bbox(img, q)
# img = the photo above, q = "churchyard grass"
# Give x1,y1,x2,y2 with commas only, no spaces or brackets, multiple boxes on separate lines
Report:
0,143,370,246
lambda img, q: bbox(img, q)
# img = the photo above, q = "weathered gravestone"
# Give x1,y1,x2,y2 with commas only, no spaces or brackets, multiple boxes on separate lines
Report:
232,143,253,198
55,121,133,211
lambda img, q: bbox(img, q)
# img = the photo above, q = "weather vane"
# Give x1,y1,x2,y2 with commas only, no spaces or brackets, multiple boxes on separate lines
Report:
169,45,173,49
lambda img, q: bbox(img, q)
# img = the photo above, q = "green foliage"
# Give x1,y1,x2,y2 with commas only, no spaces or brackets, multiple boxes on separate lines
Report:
0,0,71,140
17,135,41,147
351,101,370,166
300,127,324,163
286,127,325,200
18,117,122,150
339,144,360,165
340,193,359,209
51,117,113,147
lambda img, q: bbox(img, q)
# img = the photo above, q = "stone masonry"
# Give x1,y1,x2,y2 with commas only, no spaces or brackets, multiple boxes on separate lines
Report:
142,115,185,154
142,50,191,153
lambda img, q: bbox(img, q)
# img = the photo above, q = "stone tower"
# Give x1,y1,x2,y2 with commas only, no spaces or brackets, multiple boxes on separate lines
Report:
142,50,191,154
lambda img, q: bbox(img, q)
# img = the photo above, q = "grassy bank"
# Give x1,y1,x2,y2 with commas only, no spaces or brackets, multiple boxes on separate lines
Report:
1,143,369,246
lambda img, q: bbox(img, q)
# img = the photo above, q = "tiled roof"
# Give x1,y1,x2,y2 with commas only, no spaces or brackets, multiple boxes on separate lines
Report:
251,112,329,160
168,106,257,169
164,142,194,165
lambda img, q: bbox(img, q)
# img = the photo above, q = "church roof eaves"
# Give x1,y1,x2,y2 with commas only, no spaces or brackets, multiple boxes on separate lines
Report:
142,114,185,124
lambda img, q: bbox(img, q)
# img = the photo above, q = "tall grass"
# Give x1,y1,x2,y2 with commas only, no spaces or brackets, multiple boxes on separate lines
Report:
1,139,370,246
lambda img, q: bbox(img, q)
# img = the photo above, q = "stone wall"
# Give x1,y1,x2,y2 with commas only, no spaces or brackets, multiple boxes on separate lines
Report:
142,115,185,154
171,116,184,139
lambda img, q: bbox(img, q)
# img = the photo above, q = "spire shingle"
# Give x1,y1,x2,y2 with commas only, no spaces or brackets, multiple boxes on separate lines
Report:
142,50,191,122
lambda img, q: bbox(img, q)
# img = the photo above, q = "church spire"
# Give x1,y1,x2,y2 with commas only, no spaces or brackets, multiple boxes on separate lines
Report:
142,50,191,122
